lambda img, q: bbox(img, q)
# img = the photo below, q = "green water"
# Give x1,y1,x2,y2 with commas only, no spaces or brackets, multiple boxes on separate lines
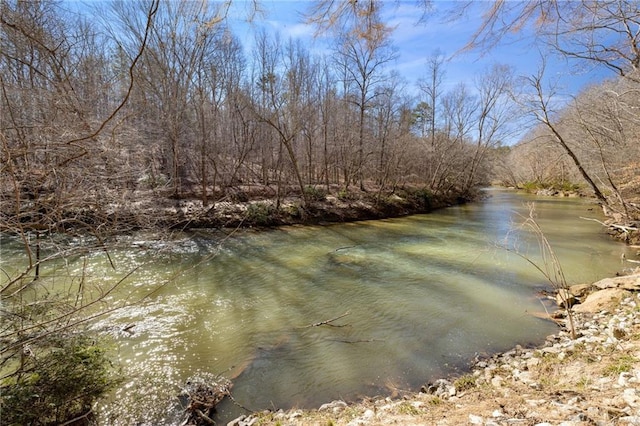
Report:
1,189,635,424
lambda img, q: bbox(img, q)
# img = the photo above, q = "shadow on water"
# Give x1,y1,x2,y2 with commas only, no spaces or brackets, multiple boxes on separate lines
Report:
2,190,634,425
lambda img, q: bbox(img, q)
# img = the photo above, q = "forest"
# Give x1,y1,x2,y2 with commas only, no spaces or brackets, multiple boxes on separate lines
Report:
1,1,639,233
1,1,639,425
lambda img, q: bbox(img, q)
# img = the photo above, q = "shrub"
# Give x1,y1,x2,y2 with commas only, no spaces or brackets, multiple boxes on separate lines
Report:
520,181,542,192
246,202,278,225
453,374,476,392
1,333,121,425
304,185,327,202
400,187,433,209
337,189,358,201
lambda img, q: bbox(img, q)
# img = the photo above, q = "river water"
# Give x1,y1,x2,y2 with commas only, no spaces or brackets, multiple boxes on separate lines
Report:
1,190,635,424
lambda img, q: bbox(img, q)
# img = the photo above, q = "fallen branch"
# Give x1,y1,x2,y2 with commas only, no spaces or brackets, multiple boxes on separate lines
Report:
180,375,233,426
327,338,383,343
59,409,93,426
195,410,215,425
298,311,350,328
580,216,639,232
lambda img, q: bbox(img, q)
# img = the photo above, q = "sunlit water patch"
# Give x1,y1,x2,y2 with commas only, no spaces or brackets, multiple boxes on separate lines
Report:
2,189,636,424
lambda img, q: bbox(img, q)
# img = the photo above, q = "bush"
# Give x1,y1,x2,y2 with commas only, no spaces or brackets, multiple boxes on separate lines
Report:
400,187,433,209
246,202,278,225
1,333,121,425
520,181,542,192
337,189,358,201
303,185,327,202
453,374,476,392
519,180,582,193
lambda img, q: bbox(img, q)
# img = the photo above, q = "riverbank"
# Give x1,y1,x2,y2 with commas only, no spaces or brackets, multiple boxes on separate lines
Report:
228,271,640,426
111,186,639,245
105,185,470,231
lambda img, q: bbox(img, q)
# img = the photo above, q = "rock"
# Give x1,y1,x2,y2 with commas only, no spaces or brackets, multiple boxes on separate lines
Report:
592,273,640,291
568,283,593,299
492,409,504,418
346,409,375,426
468,414,484,424
319,400,348,413
556,289,580,308
227,415,258,426
537,188,558,196
572,288,631,313
514,369,534,384
618,372,632,386
620,415,640,423
622,388,639,407
425,379,455,398
491,376,504,388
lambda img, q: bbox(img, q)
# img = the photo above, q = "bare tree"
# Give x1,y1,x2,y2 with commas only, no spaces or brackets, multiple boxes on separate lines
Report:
417,50,446,148
463,1,640,81
461,64,516,194
252,33,314,208
1,1,159,423
520,63,607,204
333,1,397,190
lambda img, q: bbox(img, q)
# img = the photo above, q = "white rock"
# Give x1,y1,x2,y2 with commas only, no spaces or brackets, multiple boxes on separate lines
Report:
527,357,541,369
620,415,640,423
491,376,504,388
618,372,631,386
516,370,534,384
319,400,348,413
468,414,484,424
623,388,639,406
226,415,246,426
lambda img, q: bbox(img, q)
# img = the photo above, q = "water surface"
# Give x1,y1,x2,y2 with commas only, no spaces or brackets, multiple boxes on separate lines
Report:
2,190,634,424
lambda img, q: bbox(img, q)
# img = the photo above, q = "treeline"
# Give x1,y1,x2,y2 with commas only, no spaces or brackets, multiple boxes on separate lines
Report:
493,71,640,224
0,0,514,234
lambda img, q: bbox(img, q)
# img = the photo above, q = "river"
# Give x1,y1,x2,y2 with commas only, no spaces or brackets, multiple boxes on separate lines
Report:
1,189,635,424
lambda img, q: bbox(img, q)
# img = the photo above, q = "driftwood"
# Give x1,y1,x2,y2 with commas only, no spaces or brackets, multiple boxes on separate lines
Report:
180,375,233,426
580,216,639,233
327,338,383,343
297,311,350,329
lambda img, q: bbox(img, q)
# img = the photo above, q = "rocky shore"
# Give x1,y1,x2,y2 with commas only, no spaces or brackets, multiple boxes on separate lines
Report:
228,272,640,426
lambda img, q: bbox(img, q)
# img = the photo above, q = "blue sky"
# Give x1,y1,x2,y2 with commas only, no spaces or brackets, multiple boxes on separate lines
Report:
228,0,611,98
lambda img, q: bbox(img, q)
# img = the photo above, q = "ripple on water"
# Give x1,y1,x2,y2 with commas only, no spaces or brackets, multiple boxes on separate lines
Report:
3,191,634,425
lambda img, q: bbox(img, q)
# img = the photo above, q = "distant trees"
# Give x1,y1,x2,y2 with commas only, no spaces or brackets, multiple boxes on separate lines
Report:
303,1,639,219
478,0,640,221
505,69,640,220
2,0,517,234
